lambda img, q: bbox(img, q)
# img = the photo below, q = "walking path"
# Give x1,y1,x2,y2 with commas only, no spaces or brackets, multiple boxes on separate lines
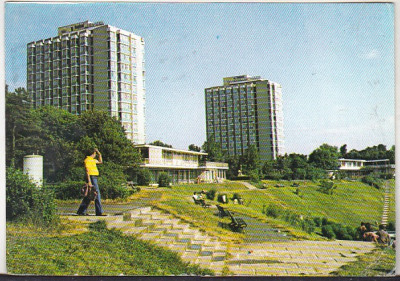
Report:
239,181,257,190
63,204,376,276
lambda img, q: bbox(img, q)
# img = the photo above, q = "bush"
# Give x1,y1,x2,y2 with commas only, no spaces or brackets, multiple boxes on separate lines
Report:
206,189,217,200
98,162,131,199
88,220,108,232
387,221,395,231
321,225,335,239
248,170,260,183
265,204,280,218
313,217,322,227
264,171,284,180
379,173,394,180
51,181,85,200
137,168,152,186
231,193,242,201
318,180,337,195
362,175,382,189
322,217,329,226
302,217,316,234
6,167,58,226
158,172,171,187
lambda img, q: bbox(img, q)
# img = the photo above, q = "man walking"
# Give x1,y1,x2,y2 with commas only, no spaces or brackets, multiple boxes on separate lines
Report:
77,148,106,216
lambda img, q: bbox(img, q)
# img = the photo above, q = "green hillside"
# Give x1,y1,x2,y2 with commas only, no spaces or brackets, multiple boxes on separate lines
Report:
148,179,392,240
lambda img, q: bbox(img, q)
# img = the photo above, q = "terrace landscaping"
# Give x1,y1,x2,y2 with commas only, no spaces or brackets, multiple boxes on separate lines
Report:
7,179,395,276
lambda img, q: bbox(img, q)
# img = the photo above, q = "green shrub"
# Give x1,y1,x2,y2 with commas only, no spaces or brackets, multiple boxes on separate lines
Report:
158,172,171,187
387,221,395,231
302,217,316,234
88,220,108,232
322,217,329,226
361,175,383,189
379,173,394,180
321,225,335,239
318,180,337,195
265,204,280,218
6,167,58,226
98,162,131,199
313,217,322,227
137,168,152,186
51,181,85,200
206,189,217,200
248,170,260,183
264,171,284,180
231,193,242,201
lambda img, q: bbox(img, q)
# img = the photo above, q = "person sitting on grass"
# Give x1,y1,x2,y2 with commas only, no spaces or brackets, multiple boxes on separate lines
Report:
193,192,206,205
363,231,379,242
376,224,390,245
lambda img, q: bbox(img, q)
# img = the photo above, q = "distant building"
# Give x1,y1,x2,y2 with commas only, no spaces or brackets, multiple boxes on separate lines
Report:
205,75,285,162
135,145,229,184
337,158,395,177
27,21,146,143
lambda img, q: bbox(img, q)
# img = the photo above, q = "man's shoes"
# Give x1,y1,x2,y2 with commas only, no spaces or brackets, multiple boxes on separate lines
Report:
77,212,88,216
96,213,107,216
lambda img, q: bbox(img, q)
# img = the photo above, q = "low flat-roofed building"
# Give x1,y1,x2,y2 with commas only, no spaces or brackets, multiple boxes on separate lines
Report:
135,144,229,184
338,158,395,177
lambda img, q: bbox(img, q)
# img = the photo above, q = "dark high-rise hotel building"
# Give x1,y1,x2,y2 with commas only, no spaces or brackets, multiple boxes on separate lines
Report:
205,75,285,162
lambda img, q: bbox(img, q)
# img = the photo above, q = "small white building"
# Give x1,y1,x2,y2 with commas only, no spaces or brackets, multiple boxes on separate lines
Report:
338,158,394,177
135,145,229,184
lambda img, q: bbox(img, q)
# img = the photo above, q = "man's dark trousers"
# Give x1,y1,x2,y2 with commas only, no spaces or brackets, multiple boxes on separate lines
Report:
77,176,104,215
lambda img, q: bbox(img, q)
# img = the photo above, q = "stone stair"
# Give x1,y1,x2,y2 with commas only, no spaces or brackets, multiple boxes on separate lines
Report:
66,206,376,276
381,182,390,227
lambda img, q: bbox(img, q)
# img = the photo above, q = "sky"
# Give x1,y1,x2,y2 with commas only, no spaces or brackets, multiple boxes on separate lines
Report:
5,2,395,155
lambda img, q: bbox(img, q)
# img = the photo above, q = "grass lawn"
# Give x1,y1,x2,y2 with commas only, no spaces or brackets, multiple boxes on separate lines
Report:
331,245,395,276
6,221,214,276
257,180,390,227
142,179,391,240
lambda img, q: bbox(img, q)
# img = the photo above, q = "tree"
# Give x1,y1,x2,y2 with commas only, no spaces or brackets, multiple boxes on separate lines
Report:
5,88,38,168
188,144,201,152
78,111,141,169
149,140,173,148
286,154,309,180
241,145,260,174
202,136,225,162
158,172,171,187
29,106,84,182
308,144,340,170
137,168,152,186
387,145,395,164
226,155,240,179
340,144,347,158
344,144,394,163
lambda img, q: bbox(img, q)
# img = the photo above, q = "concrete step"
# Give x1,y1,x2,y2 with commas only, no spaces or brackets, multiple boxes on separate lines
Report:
129,206,152,216
140,232,162,240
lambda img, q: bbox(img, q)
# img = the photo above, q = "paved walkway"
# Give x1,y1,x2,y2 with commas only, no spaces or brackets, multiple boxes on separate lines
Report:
64,205,377,276
239,181,257,190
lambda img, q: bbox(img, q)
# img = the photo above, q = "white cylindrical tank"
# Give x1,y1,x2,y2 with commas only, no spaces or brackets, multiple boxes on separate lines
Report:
23,155,43,187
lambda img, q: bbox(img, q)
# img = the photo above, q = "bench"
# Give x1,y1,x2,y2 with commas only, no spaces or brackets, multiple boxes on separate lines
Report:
193,197,211,208
216,204,230,218
225,210,247,232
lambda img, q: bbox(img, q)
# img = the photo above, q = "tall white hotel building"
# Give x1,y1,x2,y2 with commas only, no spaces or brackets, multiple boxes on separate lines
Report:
27,21,146,143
